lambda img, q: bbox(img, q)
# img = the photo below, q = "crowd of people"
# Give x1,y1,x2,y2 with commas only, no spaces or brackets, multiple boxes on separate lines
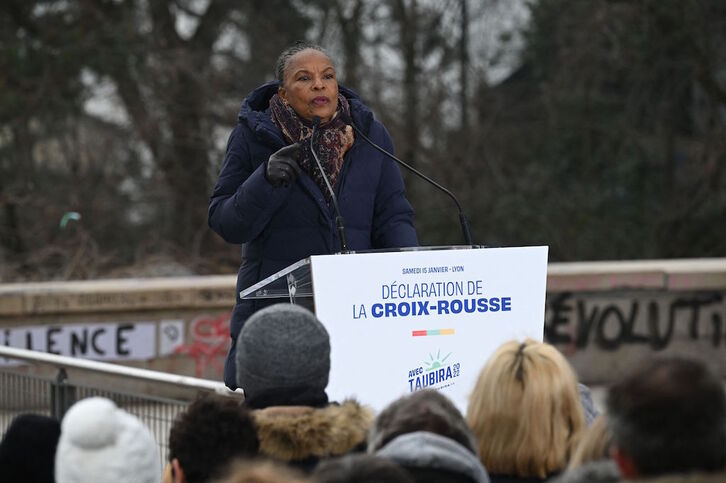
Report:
1,303,725,483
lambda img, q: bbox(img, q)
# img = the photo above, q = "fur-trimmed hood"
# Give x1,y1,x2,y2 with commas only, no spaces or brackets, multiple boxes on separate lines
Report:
252,400,373,463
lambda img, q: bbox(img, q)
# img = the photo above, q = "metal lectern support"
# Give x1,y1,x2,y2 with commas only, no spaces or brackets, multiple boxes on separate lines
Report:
287,273,297,304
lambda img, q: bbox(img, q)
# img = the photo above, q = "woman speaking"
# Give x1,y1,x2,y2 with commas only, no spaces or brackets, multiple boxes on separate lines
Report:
209,41,418,389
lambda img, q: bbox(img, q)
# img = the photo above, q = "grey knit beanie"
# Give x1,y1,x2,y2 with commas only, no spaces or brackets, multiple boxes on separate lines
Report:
235,304,330,401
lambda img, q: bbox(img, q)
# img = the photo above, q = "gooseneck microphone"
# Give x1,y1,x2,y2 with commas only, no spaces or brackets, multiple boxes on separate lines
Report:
310,116,350,253
339,112,474,246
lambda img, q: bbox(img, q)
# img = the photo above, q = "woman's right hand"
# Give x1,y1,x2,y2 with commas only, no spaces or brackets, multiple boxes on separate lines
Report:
266,143,302,187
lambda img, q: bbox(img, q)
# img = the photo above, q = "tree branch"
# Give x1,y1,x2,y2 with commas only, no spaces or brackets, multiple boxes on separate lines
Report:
3,1,40,36
190,0,236,52
149,1,181,48
114,72,163,160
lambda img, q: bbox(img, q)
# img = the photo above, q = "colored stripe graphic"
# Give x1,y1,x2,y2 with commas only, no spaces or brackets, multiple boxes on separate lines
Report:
412,329,455,337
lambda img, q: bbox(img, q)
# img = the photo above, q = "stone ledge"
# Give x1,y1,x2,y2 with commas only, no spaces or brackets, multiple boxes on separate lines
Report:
547,258,726,292
0,276,237,316
2,258,726,316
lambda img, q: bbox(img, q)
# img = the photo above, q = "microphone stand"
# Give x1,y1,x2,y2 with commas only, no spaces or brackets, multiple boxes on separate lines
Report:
344,115,474,246
310,116,350,253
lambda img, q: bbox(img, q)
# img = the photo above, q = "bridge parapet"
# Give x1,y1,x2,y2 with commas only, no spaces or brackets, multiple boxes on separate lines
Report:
2,258,725,384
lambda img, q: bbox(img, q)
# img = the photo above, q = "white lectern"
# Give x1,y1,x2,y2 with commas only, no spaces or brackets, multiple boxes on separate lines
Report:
240,245,548,412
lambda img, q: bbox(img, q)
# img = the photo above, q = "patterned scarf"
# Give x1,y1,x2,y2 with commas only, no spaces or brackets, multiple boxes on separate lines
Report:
270,93,355,202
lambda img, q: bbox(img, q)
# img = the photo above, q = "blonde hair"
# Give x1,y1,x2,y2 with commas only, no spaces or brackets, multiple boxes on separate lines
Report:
568,415,612,469
466,339,585,478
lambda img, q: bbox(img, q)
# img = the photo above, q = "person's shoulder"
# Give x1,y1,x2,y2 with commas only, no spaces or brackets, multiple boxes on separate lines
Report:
238,81,278,125
347,103,390,145
339,84,378,131
341,93,392,153
235,81,286,147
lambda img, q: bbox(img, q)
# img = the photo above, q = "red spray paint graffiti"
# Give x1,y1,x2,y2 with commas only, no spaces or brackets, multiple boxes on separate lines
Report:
175,312,231,377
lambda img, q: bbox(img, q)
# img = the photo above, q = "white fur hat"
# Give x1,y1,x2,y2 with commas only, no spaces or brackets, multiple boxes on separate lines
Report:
55,397,161,483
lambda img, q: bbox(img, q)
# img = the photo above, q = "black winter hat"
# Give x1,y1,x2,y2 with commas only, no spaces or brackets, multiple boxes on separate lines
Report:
0,413,60,483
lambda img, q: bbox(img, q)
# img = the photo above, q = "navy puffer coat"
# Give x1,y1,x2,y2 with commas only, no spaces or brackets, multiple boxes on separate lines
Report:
209,81,418,389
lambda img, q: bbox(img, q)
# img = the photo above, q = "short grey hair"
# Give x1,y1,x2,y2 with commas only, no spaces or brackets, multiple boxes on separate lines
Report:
275,41,331,84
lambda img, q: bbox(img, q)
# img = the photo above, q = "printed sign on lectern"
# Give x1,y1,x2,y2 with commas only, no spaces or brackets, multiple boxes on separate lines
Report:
309,246,548,412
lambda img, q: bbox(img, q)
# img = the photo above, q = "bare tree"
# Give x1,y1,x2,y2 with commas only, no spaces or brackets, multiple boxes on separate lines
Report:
459,0,470,132
334,0,366,91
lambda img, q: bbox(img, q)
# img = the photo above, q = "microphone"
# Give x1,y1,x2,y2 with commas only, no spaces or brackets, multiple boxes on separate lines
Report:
310,116,350,253
339,112,474,246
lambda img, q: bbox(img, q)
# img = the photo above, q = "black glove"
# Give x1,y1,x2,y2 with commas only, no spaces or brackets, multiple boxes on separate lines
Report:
266,143,302,187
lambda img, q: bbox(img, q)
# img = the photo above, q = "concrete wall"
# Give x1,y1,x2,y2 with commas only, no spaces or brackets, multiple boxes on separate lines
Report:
2,258,725,384
0,276,237,381
546,258,726,383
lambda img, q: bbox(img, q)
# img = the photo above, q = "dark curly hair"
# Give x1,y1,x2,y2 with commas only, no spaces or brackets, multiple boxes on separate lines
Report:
169,396,259,483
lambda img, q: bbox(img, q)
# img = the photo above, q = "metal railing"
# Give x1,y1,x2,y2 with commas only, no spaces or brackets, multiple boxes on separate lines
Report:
0,346,243,464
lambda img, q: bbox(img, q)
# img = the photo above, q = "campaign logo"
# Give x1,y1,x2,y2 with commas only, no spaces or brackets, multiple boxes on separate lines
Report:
407,349,460,392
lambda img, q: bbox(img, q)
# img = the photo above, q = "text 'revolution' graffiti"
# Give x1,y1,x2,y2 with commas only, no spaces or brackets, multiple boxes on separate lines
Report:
545,292,724,351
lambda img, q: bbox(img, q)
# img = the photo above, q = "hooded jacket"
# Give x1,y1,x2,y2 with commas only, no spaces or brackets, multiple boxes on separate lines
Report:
377,431,491,483
209,82,418,389
252,399,373,473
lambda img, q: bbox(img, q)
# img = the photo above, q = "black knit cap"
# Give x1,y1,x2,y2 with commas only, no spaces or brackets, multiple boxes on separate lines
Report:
0,413,61,483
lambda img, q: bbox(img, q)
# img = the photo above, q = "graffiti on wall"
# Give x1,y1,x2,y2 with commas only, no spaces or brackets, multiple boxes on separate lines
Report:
175,312,231,377
545,292,725,351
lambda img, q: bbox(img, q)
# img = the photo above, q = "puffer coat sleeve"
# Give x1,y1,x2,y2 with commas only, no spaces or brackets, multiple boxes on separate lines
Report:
207,123,289,244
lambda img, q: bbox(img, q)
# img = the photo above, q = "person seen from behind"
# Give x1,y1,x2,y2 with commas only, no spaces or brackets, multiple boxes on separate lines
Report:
606,357,726,482
466,339,586,482
54,397,160,483
314,454,415,483
369,388,490,483
163,395,259,483
550,415,619,483
235,303,373,472
0,413,60,483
